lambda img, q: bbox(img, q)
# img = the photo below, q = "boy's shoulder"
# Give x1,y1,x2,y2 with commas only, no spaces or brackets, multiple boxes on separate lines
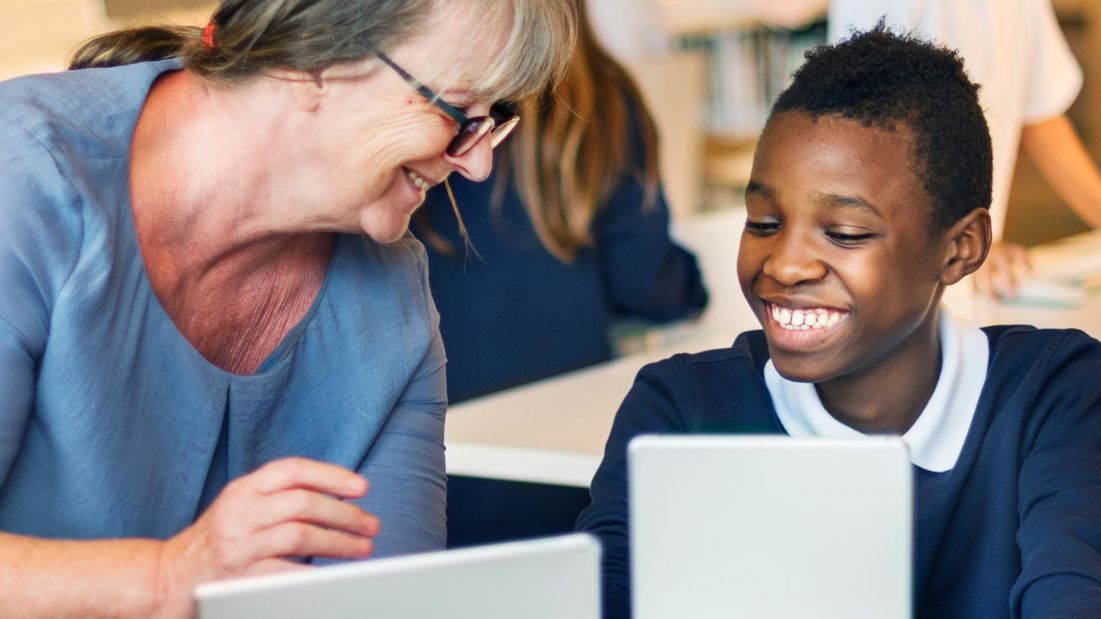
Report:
979,324,1101,417
649,330,770,375
634,331,772,405
983,324,1101,367
628,330,779,434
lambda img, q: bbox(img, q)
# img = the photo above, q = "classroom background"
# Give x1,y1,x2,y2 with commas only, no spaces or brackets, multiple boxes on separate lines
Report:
4,0,1098,246
6,0,1101,558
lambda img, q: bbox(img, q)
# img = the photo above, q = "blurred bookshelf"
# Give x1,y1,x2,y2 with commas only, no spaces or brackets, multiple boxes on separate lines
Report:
654,0,1101,239
672,18,827,211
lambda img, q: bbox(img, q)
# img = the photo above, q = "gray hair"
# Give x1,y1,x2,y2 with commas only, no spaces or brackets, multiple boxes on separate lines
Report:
70,0,575,102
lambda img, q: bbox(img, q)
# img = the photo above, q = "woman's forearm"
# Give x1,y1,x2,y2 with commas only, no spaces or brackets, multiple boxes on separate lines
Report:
0,532,171,619
0,458,378,618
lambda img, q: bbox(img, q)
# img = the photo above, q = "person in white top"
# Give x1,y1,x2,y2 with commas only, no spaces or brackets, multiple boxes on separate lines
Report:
586,0,829,62
829,0,1101,298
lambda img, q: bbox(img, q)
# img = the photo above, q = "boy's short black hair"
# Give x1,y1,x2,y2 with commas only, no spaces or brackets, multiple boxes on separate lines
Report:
771,24,992,231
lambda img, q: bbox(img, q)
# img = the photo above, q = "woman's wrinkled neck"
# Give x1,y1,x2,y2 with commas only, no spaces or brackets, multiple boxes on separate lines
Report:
128,69,332,308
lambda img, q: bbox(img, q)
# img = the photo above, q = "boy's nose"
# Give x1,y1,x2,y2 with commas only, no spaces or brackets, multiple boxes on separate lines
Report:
762,234,829,286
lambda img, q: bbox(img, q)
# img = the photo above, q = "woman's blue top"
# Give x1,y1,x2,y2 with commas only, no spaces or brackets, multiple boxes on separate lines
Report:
0,60,447,557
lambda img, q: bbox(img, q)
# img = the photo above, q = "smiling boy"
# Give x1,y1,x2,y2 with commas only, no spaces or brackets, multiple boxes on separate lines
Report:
576,26,1101,619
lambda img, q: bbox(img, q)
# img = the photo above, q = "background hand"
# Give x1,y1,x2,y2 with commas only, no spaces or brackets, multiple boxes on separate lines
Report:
972,241,1033,300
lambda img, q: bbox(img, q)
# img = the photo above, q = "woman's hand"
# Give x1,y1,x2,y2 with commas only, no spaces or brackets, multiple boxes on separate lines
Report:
155,457,379,617
972,241,1033,300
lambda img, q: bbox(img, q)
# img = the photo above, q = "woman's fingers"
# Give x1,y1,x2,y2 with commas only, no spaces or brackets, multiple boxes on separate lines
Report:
158,458,378,617
244,558,311,577
249,521,375,562
248,457,368,499
251,488,380,538
208,459,378,564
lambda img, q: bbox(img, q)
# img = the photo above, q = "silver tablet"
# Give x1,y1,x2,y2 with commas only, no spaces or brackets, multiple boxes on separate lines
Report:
196,533,601,619
629,435,912,619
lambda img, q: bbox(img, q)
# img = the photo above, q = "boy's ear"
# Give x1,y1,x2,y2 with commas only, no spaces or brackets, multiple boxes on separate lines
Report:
939,208,992,286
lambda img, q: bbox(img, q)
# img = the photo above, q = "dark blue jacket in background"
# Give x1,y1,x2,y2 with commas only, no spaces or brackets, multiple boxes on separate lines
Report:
414,144,707,404
576,326,1101,619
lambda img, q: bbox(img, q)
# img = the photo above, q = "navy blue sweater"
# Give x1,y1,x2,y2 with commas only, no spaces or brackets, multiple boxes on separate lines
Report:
576,326,1101,618
414,149,707,404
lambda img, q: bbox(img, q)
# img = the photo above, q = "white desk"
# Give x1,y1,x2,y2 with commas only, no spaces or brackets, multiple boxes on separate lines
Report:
445,208,1101,487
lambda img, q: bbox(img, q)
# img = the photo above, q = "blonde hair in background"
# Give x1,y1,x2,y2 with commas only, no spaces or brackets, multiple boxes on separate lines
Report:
418,0,660,262
505,0,660,263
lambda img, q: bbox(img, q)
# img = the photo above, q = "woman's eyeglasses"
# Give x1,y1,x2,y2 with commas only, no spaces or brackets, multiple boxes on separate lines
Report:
374,51,519,157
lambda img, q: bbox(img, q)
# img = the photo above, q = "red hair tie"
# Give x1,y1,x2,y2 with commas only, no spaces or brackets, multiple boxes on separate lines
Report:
201,20,217,49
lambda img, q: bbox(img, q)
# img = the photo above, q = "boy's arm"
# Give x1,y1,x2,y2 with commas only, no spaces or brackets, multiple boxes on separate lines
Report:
1012,334,1101,616
575,358,691,619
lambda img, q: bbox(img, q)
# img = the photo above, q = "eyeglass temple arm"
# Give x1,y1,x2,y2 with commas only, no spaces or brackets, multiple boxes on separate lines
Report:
373,50,468,125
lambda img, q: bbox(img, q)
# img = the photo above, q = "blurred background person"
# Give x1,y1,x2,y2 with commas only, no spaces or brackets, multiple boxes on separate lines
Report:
415,0,709,406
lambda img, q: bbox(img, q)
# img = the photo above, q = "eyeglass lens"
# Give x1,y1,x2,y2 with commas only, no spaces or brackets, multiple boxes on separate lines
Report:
446,114,519,157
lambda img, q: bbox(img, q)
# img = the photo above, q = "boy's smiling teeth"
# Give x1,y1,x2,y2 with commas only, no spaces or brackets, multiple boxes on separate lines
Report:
768,303,846,330
407,170,432,191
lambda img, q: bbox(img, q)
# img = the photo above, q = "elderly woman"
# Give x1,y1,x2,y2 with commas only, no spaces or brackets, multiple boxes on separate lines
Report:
0,0,573,616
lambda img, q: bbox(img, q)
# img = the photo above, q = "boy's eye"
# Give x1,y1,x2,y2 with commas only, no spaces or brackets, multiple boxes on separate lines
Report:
825,230,876,246
745,220,780,235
